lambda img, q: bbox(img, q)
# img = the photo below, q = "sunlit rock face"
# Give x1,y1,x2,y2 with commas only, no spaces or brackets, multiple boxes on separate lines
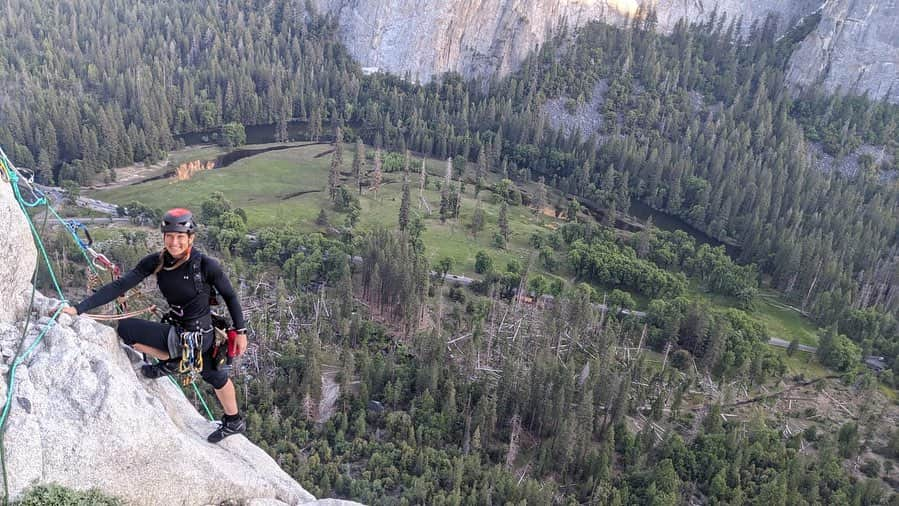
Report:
313,0,899,103
311,0,818,82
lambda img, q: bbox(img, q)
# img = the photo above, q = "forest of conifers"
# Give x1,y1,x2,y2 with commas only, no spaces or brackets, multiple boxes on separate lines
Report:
3,1,899,360
5,0,899,504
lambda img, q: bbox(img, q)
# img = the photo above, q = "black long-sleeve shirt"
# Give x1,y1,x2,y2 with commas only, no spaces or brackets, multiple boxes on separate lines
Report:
75,250,246,331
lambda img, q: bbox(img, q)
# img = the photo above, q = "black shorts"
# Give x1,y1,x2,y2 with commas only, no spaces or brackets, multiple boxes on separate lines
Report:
117,318,230,389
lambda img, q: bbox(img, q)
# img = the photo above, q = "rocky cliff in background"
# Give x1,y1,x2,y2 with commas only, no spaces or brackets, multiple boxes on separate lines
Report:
0,182,360,505
787,0,899,104
313,0,898,103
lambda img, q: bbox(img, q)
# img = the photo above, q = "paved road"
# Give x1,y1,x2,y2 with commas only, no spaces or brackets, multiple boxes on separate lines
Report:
36,214,131,227
35,183,119,215
441,272,474,285
768,337,817,353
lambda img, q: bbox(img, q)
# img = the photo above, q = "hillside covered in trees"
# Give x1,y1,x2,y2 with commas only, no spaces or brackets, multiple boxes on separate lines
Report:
5,0,899,503
4,1,899,362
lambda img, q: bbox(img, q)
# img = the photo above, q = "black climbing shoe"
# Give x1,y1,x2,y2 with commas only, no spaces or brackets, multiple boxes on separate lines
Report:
207,415,246,443
140,360,178,379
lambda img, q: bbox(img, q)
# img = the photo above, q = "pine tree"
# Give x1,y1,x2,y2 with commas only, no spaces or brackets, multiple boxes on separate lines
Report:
418,158,428,212
309,105,322,142
276,97,290,142
636,215,653,258
533,176,547,213
372,148,382,195
352,138,365,180
444,156,452,187
315,208,329,226
475,148,487,196
470,200,485,237
439,185,450,223
567,198,582,222
439,157,455,223
498,202,510,241
328,127,342,201
399,173,411,231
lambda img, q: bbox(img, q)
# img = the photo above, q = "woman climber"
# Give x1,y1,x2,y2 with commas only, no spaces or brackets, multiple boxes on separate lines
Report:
62,208,249,443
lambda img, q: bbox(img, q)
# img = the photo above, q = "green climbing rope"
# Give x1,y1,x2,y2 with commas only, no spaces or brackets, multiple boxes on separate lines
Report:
0,196,52,504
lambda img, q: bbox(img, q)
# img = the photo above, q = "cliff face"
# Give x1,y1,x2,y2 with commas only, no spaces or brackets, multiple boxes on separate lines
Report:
312,0,818,81
314,0,899,103
0,177,36,323
786,0,899,103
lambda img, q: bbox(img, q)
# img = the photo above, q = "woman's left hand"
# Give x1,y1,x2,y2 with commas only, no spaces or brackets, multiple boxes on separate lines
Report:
234,333,248,356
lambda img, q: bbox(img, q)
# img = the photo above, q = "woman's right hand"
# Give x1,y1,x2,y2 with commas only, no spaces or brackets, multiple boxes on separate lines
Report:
61,306,78,316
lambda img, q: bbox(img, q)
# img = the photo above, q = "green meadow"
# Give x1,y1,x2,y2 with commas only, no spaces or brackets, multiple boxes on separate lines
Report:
94,144,558,275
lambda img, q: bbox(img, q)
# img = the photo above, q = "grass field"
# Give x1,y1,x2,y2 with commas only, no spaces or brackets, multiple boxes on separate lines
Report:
96,144,334,228
754,291,821,346
169,145,228,166
94,144,562,275
773,347,829,378
689,282,822,349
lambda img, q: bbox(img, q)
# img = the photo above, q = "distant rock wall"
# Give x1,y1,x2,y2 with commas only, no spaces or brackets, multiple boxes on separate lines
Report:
312,0,817,81
313,0,899,103
786,0,899,103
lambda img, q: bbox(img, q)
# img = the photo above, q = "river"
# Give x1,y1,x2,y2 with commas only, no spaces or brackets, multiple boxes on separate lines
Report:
628,199,741,259
176,120,313,146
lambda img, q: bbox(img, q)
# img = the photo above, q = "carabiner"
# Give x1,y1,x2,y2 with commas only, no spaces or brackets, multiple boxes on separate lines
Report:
65,220,93,250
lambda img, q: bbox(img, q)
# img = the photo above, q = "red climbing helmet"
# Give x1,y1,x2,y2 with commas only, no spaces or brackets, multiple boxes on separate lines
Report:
161,208,196,235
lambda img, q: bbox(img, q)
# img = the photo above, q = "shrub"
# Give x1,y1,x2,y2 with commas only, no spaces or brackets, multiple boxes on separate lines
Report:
16,484,122,506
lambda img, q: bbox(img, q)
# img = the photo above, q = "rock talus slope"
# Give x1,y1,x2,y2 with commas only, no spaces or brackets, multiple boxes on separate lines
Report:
0,180,361,505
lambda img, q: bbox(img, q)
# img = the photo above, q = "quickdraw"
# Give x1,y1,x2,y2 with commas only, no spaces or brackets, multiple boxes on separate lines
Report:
63,218,140,315
178,330,205,386
65,220,123,279
65,219,93,251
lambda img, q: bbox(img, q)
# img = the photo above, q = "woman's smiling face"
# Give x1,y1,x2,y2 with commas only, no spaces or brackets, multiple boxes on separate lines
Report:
164,232,193,258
